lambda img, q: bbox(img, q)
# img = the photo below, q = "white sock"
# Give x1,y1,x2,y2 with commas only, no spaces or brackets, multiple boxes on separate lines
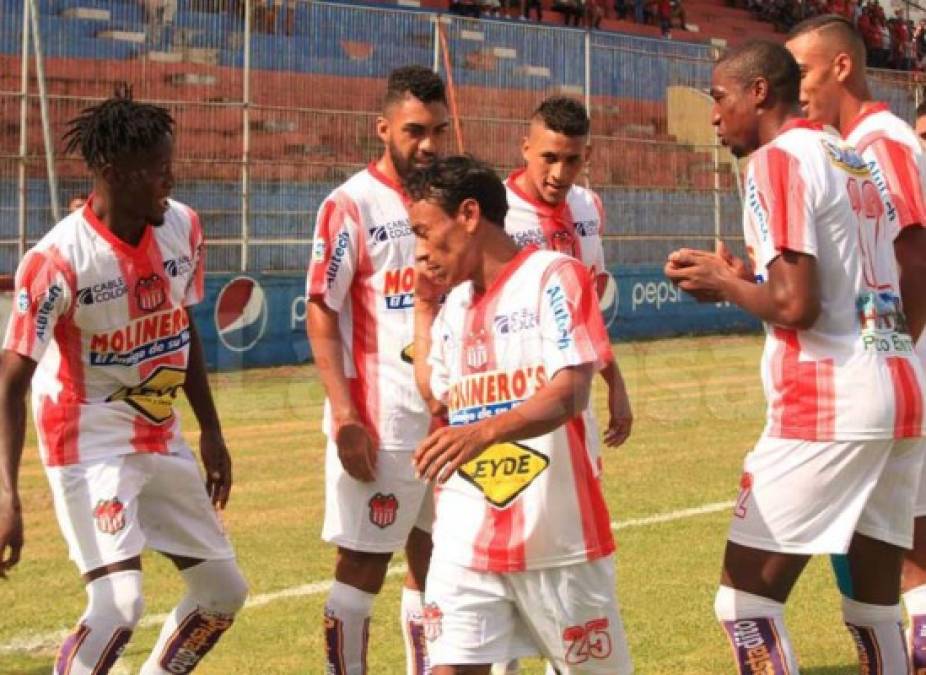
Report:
714,585,799,674
55,570,143,675
842,596,907,674
325,580,375,675
490,661,521,674
401,587,431,675
140,559,248,674
904,584,926,669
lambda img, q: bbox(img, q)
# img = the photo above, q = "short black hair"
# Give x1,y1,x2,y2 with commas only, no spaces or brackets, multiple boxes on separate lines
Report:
917,99,926,119
63,84,174,169
404,155,508,227
383,65,447,111
717,40,800,108
788,14,866,60
532,96,590,137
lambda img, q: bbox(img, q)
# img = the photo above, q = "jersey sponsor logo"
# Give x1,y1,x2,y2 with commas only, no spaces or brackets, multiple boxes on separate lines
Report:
163,255,194,279
745,176,770,243
857,290,915,354
368,492,399,528
493,308,539,336
77,278,128,306
326,231,350,288
93,497,126,534
106,364,186,424
574,220,599,237
215,276,268,353
135,274,167,312
458,442,549,508
447,366,547,425
368,219,412,242
422,603,443,642
865,159,898,223
34,284,63,341
510,229,546,249
383,266,415,310
90,307,191,366
821,138,869,177
15,288,30,313
545,283,573,349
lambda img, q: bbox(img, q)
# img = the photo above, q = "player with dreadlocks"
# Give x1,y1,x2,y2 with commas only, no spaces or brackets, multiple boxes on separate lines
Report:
0,88,248,674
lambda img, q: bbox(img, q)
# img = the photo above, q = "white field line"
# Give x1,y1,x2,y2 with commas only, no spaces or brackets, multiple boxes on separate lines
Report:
0,500,733,656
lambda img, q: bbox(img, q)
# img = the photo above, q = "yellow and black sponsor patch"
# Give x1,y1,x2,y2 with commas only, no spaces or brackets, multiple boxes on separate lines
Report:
821,138,869,177
107,364,185,424
401,343,414,364
457,442,549,508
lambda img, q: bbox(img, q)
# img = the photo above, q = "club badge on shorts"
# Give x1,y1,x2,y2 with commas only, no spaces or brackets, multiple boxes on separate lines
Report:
368,493,398,529
422,603,443,642
93,497,126,534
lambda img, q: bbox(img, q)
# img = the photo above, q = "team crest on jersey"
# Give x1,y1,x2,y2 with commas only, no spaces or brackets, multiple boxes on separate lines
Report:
312,239,326,262
106,364,186,423
821,138,869,177
422,603,443,642
458,442,550,508
93,497,126,534
464,329,489,371
551,229,578,258
15,288,30,313
135,274,167,312
368,493,399,528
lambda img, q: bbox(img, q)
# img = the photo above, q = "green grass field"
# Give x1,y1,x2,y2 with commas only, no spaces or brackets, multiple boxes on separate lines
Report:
0,334,866,673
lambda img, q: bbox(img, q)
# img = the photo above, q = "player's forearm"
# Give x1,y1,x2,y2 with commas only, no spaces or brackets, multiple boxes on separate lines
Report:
895,226,926,342
414,298,445,417
476,365,594,446
0,372,27,504
182,316,223,436
307,300,358,421
721,274,818,329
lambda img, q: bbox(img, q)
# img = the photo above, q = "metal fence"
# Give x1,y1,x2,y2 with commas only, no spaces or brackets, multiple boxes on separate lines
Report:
1,0,923,275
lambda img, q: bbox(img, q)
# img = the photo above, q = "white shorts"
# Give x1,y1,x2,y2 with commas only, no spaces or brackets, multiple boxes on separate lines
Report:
424,556,633,674
322,442,434,554
911,439,926,518
728,436,924,554
46,450,235,575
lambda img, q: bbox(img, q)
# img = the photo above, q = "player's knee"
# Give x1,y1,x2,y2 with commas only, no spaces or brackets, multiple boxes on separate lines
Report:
86,570,145,627
183,559,249,616
335,547,392,591
714,584,783,622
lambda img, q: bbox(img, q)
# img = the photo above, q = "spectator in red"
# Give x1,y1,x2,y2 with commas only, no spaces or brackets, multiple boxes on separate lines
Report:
658,0,671,37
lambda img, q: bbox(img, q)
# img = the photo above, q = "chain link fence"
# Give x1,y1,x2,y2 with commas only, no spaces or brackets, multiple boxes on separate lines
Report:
1,0,923,274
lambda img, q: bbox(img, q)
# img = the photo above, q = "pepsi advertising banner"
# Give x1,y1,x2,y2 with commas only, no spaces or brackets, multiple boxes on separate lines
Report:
192,266,760,370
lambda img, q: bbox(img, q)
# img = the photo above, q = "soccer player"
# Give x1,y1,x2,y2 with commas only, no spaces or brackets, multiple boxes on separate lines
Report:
665,41,925,672
306,65,449,675
784,16,926,666
408,155,633,674
0,92,248,675
917,100,926,150
504,96,632,457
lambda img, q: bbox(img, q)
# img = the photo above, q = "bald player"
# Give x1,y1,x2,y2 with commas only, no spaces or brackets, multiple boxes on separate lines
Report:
786,16,926,665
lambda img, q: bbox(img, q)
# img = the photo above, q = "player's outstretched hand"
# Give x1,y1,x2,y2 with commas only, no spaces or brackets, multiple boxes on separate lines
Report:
335,420,377,483
604,383,633,448
664,248,728,303
414,424,490,484
715,239,753,282
0,497,23,579
200,430,233,510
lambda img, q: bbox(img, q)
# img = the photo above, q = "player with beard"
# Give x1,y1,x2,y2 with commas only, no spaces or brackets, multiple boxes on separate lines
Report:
306,66,449,675
666,41,925,672
785,15,926,666
0,90,248,675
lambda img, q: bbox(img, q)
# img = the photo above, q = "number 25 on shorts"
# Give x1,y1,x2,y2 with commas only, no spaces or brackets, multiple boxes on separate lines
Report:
563,618,612,665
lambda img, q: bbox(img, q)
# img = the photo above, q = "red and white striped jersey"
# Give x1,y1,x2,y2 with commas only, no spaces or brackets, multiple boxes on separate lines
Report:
743,119,924,441
306,164,429,451
504,169,606,277
3,198,205,467
427,248,615,573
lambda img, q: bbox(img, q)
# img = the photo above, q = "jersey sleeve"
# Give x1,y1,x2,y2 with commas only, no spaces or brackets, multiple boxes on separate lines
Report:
865,137,926,236
538,258,611,379
306,192,361,312
183,206,206,307
427,307,452,404
3,249,72,363
744,146,820,271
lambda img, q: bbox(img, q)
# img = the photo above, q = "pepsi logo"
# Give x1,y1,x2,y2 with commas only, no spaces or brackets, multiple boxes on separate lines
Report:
214,276,268,353
596,271,618,329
